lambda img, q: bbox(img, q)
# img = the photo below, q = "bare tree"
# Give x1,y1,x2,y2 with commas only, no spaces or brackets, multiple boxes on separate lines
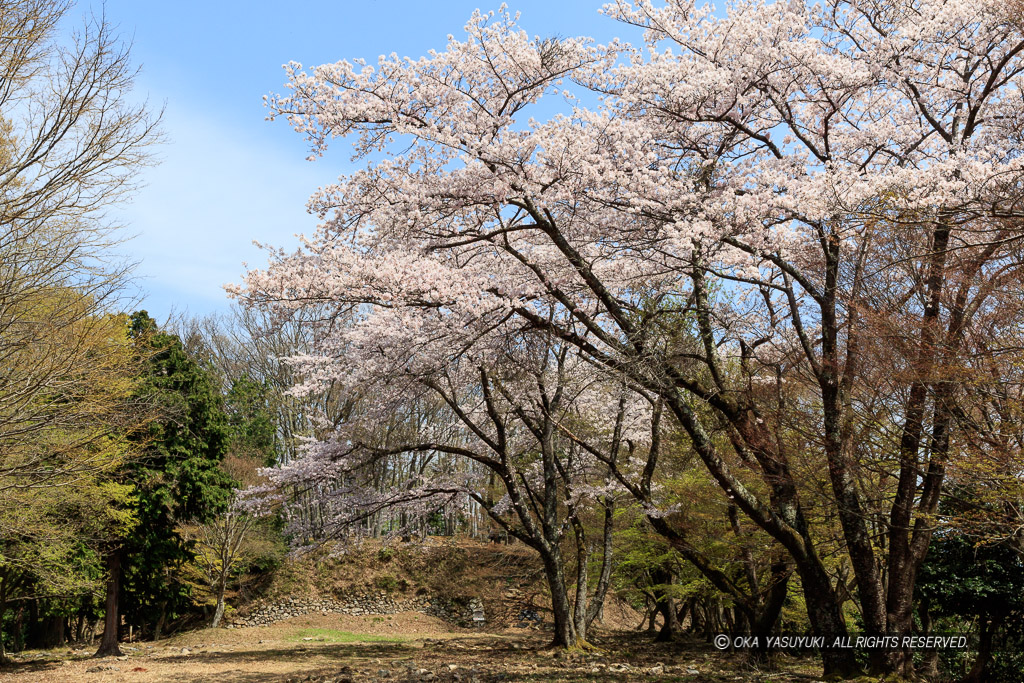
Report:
0,0,159,497
181,496,255,628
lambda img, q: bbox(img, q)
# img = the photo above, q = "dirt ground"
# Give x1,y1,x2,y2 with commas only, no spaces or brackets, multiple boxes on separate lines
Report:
0,611,829,682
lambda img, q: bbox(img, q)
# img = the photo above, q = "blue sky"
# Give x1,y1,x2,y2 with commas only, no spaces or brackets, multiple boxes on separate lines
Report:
87,1,625,321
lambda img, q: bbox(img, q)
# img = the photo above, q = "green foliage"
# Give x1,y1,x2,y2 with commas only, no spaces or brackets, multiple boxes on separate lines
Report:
375,574,399,593
119,312,234,633
289,628,405,643
0,310,142,653
918,538,1024,618
917,534,1024,682
225,374,278,466
0,478,137,597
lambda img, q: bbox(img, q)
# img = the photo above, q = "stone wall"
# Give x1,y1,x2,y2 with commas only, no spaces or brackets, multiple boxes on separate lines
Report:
226,594,484,629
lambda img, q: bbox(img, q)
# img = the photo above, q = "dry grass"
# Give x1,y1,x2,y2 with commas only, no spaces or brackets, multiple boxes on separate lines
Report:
0,540,827,681
0,611,829,683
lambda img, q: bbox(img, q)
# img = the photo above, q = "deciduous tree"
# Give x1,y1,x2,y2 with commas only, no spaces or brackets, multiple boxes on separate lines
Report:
0,0,158,491
238,2,1024,675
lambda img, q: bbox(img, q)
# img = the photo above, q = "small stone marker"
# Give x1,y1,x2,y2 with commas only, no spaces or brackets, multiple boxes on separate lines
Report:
470,597,485,625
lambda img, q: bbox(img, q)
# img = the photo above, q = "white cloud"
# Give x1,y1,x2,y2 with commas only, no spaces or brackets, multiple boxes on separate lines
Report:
113,101,333,319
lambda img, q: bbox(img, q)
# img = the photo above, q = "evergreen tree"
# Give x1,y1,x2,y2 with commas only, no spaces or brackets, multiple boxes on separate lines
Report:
96,312,233,655
917,531,1024,682
225,374,278,467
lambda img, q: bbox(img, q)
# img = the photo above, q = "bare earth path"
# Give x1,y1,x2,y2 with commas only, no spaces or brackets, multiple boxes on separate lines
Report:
0,612,826,682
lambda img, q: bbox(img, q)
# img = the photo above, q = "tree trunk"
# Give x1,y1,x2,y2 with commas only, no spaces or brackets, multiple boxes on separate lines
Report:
585,496,615,630
694,599,709,636
0,577,7,663
918,601,939,679
12,606,24,652
154,599,168,640
541,549,577,648
211,573,228,628
75,610,85,644
37,615,65,649
570,519,589,643
748,560,791,666
676,601,690,632
796,559,859,678
95,550,123,657
651,566,678,642
881,223,957,677
962,616,999,683
655,597,679,642
645,602,659,634
26,599,39,649
211,598,226,629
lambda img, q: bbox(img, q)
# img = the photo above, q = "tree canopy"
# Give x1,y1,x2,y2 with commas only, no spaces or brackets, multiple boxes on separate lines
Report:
235,1,1024,677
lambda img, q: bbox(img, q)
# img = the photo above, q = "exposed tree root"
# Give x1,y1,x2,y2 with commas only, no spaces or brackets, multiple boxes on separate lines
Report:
567,638,606,654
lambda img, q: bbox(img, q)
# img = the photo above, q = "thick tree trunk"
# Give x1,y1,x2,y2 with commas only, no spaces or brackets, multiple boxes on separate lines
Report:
796,559,859,678
748,560,791,666
36,615,65,649
95,550,123,657
655,597,679,642
650,566,678,642
541,549,577,648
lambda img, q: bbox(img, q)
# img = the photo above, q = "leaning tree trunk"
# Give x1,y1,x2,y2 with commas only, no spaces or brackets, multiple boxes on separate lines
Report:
95,550,123,657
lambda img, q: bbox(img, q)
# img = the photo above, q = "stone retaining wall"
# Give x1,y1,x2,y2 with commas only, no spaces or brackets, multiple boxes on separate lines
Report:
227,594,484,629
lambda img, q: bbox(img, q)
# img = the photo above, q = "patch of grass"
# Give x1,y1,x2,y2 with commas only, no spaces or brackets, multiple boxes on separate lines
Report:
375,573,399,592
290,628,407,644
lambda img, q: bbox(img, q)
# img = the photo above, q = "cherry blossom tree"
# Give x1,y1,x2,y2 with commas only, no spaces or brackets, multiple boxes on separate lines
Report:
237,1,1024,675
241,312,623,648
562,385,793,659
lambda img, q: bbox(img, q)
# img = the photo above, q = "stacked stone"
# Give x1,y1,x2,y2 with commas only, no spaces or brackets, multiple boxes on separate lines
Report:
226,594,481,628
